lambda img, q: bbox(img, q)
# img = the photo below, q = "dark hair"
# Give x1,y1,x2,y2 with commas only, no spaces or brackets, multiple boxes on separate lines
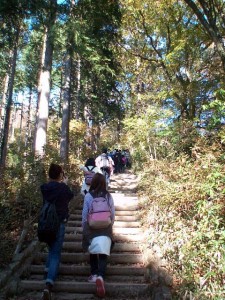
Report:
102,148,107,154
48,163,63,180
89,173,107,194
85,157,96,167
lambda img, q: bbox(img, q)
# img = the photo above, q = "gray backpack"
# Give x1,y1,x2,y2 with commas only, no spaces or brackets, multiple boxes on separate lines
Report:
85,166,95,185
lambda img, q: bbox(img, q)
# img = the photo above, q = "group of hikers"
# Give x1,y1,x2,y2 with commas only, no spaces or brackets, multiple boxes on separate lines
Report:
38,148,131,300
80,148,131,196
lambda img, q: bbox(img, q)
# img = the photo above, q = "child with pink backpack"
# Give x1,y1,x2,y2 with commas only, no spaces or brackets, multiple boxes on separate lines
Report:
82,173,115,298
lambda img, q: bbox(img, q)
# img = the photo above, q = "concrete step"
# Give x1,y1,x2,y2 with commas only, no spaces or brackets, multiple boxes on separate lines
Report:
64,233,144,242
16,292,96,300
34,252,144,264
62,241,141,252
68,214,139,222
19,280,150,297
65,226,142,235
114,210,139,216
67,220,140,228
74,199,139,208
29,274,145,283
30,264,146,276
74,205,139,213
115,215,139,221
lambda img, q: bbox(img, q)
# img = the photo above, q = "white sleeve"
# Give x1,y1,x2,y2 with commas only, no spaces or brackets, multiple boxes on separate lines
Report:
108,194,115,224
82,193,93,227
109,157,114,165
95,156,101,168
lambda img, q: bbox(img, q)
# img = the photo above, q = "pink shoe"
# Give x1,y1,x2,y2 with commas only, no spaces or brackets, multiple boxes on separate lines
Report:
96,276,105,298
88,274,98,283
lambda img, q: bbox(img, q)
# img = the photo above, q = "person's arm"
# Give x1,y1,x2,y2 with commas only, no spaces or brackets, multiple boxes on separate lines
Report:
62,182,74,200
80,165,86,171
80,166,93,175
108,193,115,224
62,175,69,185
109,156,114,166
82,193,92,228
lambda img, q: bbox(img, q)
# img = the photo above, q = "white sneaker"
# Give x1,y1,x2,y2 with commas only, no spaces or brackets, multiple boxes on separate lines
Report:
42,288,52,300
88,274,98,283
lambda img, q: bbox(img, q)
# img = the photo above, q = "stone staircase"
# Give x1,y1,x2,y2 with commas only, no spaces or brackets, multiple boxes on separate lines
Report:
16,173,151,299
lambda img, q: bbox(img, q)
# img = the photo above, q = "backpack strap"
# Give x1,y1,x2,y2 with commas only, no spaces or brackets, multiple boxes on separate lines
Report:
101,154,109,160
91,191,112,210
86,166,95,172
45,197,57,205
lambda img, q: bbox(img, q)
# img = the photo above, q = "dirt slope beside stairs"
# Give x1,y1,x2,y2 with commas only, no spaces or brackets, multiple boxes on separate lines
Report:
15,173,154,299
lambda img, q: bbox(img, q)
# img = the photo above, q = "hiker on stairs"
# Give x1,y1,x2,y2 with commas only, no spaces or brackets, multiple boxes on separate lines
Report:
40,163,74,300
95,148,114,188
82,173,115,298
80,157,102,196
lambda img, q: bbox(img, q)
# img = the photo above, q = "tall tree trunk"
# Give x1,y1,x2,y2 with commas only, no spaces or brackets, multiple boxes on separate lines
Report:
0,28,20,169
96,124,101,151
60,0,76,162
58,67,63,121
18,100,24,149
0,72,10,129
33,0,57,157
25,87,32,148
90,119,96,152
0,73,10,151
72,56,81,120
9,104,16,143
76,57,81,120
136,57,141,115
60,56,72,163
33,28,47,153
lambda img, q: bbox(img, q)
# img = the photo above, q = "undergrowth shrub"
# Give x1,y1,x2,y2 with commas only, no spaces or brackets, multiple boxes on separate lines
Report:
138,141,225,299
0,123,86,269
0,157,46,268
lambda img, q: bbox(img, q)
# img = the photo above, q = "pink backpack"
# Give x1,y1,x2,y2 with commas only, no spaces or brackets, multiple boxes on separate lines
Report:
88,195,112,229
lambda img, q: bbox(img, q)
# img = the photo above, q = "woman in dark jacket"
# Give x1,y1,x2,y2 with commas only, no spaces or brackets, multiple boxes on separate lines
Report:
82,173,115,298
41,163,74,300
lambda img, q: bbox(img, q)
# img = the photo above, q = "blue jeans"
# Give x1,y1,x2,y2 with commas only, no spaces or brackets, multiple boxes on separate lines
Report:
45,223,65,286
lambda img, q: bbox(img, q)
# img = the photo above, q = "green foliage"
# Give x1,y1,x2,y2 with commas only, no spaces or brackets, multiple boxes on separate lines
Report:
72,0,122,122
138,138,225,298
120,0,224,128
202,89,225,130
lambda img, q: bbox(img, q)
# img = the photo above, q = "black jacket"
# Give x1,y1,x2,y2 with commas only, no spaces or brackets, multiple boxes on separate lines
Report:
41,181,74,222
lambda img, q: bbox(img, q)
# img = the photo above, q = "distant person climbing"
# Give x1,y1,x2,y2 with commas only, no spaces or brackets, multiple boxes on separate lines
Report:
80,157,102,196
39,163,74,300
125,149,132,168
95,148,114,186
82,173,115,298
113,149,123,174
